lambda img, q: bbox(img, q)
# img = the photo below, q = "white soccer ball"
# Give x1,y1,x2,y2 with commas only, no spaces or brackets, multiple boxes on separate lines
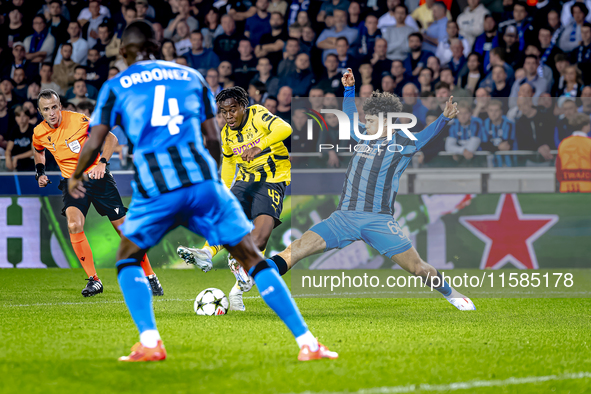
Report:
194,288,229,316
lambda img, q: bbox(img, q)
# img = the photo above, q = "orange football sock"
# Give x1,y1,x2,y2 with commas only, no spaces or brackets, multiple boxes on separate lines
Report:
70,232,98,280
141,254,155,276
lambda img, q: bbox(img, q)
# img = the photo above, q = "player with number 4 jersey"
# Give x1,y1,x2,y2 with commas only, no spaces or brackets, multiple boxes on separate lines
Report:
176,86,292,312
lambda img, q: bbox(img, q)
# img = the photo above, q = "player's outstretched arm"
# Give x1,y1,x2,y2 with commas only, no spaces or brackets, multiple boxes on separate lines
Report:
341,68,361,142
414,96,458,151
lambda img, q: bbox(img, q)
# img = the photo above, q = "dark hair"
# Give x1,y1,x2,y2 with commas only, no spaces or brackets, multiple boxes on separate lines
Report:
49,0,61,6
554,53,568,63
160,39,177,59
264,95,278,103
524,54,539,62
583,22,591,30
270,11,283,20
37,89,60,105
432,1,447,11
206,67,219,76
467,52,481,63
62,42,73,49
572,2,589,17
77,100,95,114
490,47,505,61
514,1,528,11
41,62,53,70
109,66,120,73
394,4,408,14
336,36,349,45
362,91,403,117
33,15,46,23
434,81,450,91
75,65,87,72
191,30,203,38
440,67,453,76
325,53,338,62
409,32,423,42
216,86,249,107
249,80,267,94
98,22,111,31
420,67,434,78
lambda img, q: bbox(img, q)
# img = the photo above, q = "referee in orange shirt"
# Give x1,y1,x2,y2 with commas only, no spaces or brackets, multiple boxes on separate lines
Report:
33,89,164,297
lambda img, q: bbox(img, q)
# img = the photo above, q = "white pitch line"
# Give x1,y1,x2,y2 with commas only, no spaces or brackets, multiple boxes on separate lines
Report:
1,296,263,308
295,372,591,394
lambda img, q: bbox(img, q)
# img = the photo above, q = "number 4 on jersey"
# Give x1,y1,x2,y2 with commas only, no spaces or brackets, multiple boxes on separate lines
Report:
151,85,184,135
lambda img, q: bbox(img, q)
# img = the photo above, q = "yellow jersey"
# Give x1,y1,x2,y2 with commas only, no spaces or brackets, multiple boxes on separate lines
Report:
221,104,291,187
556,132,591,193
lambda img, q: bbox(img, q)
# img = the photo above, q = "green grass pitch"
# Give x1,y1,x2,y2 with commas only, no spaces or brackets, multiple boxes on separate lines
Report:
1,268,590,394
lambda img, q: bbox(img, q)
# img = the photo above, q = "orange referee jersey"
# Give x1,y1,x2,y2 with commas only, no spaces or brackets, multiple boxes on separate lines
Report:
556,132,591,193
33,111,99,179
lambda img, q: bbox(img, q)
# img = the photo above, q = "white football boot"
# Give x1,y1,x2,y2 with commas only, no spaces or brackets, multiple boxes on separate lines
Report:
228,256,254,311
445,288,476,311
176,246,213,272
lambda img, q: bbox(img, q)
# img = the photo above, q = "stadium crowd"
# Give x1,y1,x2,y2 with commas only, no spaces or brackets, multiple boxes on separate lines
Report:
1,0,591,171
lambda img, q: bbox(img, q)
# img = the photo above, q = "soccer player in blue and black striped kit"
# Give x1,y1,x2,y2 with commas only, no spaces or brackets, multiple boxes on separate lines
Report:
68,20,337,362
268,68,476,311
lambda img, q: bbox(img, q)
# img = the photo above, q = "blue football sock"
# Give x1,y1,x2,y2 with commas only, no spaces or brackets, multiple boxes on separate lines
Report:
249,260,308,338
266,258,279,274
435,271,452,297
117,259,157,334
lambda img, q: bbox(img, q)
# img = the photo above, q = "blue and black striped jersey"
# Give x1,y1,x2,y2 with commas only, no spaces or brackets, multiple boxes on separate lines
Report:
337,86,450,215
90,60,218,198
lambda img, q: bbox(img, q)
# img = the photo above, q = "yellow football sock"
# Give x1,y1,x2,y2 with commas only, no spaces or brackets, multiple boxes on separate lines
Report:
203,242,223,258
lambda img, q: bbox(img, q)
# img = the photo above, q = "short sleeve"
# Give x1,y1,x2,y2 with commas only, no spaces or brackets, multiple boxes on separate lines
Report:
32,129,45,152
89,82,117,128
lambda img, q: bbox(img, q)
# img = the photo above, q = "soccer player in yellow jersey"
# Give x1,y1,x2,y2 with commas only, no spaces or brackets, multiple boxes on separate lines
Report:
177,86,292,311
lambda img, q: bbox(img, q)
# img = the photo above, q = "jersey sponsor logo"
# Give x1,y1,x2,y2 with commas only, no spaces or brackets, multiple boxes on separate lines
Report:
119,68,192,88
67,140,81,154
232,138,261,155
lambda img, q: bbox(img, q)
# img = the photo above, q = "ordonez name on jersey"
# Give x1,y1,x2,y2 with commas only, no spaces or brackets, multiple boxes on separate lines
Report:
119,68,192,88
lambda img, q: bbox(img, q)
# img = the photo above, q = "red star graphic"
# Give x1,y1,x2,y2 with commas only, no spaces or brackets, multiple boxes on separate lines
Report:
459,194,558,269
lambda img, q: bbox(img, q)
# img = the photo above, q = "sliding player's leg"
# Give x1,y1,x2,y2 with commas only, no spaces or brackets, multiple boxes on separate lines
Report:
65,206,103,297
176,241,222,271
111,216,163,297
225,234,338,361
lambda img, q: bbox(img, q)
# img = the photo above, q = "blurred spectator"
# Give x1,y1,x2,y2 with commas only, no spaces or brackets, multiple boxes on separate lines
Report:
205,68,222,96
86,48,108,88
291,107,315,152
559,2,588,53
509,55,548,107
80,0,106,49
276,85,292,122
417,67,433,93
547,8,562,34
445,39,467,83
411,0,451,30
0,94,10,153
479,47,515,91
458,52,483,95
6,43,31,81
164,0,198,40
248,80,267,105
457,0,489,49
12,68,27,100
440,67,471,98
24,15,56,64
436,21,470,65
358,14,381,57
358,62,373,87
255,12,288,69
490,65,511,97
77,0,111,22
481,99,515,166
317,0,351,24
426,55,441,83
160,39,177,62
232,40,258,89
347,1,362,30
420,108,446,163
251,57,279,96
263,95,278,114
296,10,311,27
2,7,28,49
316,9,358,62
561,0,591,26
217,61,233,87
368,38,391,86
515,85,554,162
402,82,427,122
390,60,410,96
422,2,448,54
76,101,94,118
68,79,96,106
135,0,155,23
378,0,419,31
268,0,288,16
93,23,112,59
47,0,69,45
26,80,40,104
277,37,300,77
551,53,571,96
1,78,23,107
359,83,373,97
64,66,98,99
498,1,534,52
500,25,524,71
214,14,246,62
557,65,583,97
281,52,315,96
286,0,309,26
201,9,224,49
472,14,497,70
173,21,192,56
245,0,271,47
5,105,34,171
446,101,483,161
538,26,562,77
554,97,579,147
54,21,88,66
22,100,41,124
570,22,591,85
175,56,188,66
335,37,359,74
381,74,396,94
404,33,434,78
107,66,120,80
383,4,413,61
316,54,343,95
184,31,220,75
556,112,591,193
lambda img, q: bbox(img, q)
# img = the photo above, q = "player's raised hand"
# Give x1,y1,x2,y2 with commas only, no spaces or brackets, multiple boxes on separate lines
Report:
443,96,459,119
341,68,355,87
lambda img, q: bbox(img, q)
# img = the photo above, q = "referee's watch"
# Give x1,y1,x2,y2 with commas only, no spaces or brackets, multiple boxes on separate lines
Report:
99,157,108,164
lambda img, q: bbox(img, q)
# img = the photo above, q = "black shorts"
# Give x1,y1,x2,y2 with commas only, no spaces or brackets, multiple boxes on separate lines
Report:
231,181,286,228
59,166,127,221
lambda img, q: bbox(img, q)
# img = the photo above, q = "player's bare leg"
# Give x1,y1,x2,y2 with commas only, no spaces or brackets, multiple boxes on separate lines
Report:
391,248,475,311
227,215,276,311
225,234,337,361
112,217,163,296
116,236,166,362
66,207,103,297
276,230,327,270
